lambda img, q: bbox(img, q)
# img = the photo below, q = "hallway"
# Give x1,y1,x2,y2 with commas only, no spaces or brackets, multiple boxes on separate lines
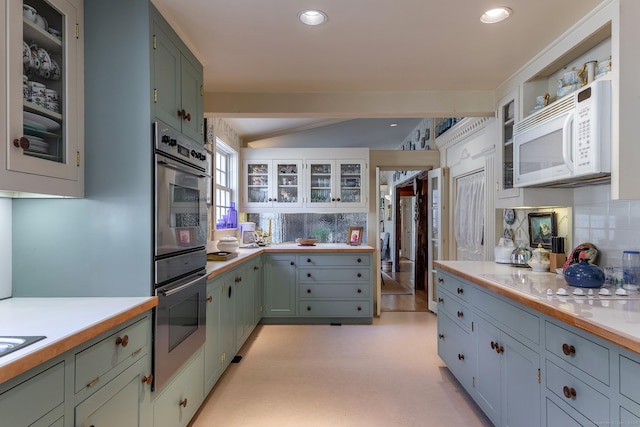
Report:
380,259,428,312
190,312,491,427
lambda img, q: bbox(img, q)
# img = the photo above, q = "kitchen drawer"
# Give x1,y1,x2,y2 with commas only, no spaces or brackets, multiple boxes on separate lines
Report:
545,320,609,385
297,254,370,267
297,267,370,283
299,283,370,299
436,271,471,303
298,300,371,317
545,360,609,425
437,288,472,331
474,287,540,345
75,315,150,393
546,397,595,427
0,361,65,427
620,355,640,405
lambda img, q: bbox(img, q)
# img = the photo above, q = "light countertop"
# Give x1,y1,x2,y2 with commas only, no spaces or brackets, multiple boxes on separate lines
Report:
207,243,375,279
435,261,640,354
0,297,157,385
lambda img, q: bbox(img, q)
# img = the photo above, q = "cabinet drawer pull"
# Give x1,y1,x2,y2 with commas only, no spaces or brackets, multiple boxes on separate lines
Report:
290,261,295,266
307,289,312,294
437,277,444,283
458,353,465,360
457,287,463,294
357,273,362,278
457,311,463,318
179,398,188,407
115,335,129,347
357,306,362,311
562,343,576,356
357,289,362,294
337,198,341,202
206,296,213,303
141,374,153,385
562,386,577,399
253,265,260,270
307,306,312,311
357,258,362,263
307,273,312,278
307,258,312,263
438,333,445,340
87,377,100,388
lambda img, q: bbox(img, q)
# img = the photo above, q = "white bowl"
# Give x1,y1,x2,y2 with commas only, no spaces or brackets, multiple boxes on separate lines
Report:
216,237,239,253
23,4,37,22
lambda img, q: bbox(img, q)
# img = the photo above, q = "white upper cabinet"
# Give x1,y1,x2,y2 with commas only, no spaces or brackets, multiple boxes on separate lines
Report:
2,0,84,197
240,148,369,213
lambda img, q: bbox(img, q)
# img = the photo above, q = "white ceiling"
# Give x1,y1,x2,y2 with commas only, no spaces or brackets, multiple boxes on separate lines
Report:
152,0,604,148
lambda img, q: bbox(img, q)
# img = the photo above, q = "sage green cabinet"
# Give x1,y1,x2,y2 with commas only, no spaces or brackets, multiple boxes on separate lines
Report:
75,355,152,427
205,275,223,394
151,7,203,144
263,254,297,317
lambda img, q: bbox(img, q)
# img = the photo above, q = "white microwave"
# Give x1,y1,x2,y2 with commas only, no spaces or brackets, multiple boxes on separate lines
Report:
513,79,611,187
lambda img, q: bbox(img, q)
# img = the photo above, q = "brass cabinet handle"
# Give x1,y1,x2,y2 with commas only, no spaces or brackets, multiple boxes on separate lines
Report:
562,343,576,356
206,296,213,303
13,137,29,150
179,398,188,407
141,374,153,385
115,335,129,347
562,386,577,399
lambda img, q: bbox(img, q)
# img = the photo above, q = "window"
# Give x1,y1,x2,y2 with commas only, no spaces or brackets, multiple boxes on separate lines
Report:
214,137,237,227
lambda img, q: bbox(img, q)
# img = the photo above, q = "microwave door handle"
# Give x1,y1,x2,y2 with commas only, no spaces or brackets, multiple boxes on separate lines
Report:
562,113,574,172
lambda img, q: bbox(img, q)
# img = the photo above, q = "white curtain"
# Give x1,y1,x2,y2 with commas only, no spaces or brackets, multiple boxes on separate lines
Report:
454,171,485,260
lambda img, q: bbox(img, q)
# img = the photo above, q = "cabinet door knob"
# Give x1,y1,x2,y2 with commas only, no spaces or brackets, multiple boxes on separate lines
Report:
438,277,444,283
491,341,497,350
185,112,191,122
438,333,445,340
357,273,362,278
307,306,312,311
457,311,463,318
331,198,336,201
458,353,465,360
141,374,153,385
357,258,362,263
438,297,444,303
13,137,29,150
177,109,185,118
179,398,188,407
290,261,295,266
357,306,362,311
206,296,213,303
357,289,362,294
457,287,463,294
497,345,504,354
307,273,312,278
115,335,129,347
562,386,577,399
307,258,311,263
562,343,576,356
307,289,311,294
253,265,260,270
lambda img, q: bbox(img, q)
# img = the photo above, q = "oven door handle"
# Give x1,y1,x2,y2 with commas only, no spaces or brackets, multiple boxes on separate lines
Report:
157,159,207,178
159,274,205,297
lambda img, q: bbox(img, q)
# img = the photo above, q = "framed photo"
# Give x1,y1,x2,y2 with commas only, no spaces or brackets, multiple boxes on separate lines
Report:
527,212,556,249
347,226,363,246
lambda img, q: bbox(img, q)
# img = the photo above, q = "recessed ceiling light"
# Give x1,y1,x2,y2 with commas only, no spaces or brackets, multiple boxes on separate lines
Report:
480,7,512,24
299,9,328,26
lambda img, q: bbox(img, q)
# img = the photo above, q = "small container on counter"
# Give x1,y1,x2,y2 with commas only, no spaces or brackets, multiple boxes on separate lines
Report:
622,250,640,290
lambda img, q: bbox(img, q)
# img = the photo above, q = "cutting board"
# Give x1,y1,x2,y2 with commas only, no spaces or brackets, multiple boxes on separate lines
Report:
207,251,238,262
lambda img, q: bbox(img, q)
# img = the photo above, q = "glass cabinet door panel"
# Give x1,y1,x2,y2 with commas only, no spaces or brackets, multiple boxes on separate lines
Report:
10,0,79,181
339,162,362,203
246,162,269,203
309,162,332,204
276,162,299,204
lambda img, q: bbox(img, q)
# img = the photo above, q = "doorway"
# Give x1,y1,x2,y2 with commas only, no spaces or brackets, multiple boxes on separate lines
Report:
380,171,429,312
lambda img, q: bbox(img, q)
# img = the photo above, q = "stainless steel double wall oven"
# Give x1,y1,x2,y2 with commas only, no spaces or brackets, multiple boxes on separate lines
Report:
153,120,209,390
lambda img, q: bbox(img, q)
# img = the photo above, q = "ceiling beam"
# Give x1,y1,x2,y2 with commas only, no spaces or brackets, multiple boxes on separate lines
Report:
204,90,496,118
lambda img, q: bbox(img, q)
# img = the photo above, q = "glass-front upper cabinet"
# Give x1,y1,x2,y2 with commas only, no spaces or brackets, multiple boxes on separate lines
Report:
5,0,83,196
495,89,520,202
242,159,302,209
305,159,367,210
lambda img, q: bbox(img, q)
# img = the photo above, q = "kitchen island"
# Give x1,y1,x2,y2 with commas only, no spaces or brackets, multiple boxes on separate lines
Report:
434,260,640,427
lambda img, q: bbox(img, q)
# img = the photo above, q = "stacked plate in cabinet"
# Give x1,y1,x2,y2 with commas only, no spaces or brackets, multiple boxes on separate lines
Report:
26,135,49,154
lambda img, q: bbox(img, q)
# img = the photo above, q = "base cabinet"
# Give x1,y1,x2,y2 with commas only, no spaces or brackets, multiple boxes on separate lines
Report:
263,254,297,317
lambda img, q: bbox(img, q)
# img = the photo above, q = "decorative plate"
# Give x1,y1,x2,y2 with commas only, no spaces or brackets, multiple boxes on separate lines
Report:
504,209,515,225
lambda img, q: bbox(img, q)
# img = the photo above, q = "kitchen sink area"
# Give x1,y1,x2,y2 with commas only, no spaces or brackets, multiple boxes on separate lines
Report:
0,336,46,357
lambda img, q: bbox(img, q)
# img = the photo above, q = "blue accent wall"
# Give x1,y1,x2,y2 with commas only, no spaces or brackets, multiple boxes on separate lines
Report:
12,0,154,297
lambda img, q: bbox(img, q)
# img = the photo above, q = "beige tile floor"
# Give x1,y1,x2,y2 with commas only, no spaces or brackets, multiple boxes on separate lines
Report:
190,312,492,427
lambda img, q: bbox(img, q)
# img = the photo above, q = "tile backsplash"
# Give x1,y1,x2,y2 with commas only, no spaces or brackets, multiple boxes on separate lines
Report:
573,183,640,267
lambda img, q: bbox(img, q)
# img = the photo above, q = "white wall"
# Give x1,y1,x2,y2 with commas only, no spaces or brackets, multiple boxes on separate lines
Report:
573,183,640,268
0,199,11,299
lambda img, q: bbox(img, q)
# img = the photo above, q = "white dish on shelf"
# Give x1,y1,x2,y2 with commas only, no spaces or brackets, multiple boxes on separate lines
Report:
23,111,60,131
